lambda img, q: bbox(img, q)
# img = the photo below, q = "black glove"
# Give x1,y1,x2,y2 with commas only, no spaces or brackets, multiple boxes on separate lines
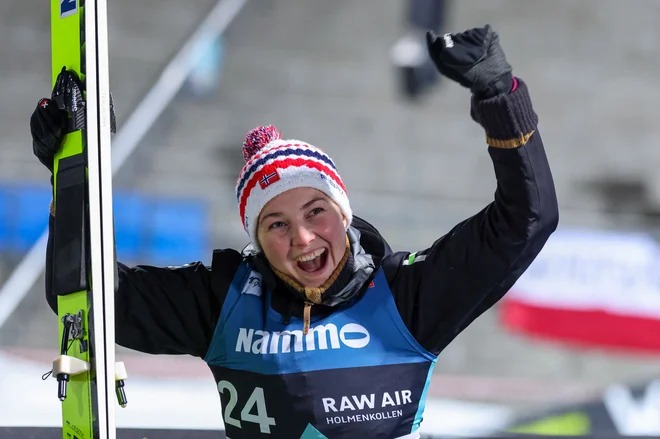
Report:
30,98,69,172
426,24,513,99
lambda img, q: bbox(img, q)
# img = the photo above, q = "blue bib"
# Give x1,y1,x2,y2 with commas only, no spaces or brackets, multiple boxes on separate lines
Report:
204,262,437,438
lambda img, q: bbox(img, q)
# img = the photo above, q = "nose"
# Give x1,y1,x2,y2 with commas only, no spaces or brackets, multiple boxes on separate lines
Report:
290,224,315,247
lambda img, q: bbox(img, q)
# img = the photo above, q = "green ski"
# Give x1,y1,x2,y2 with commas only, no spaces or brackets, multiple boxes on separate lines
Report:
49,0,122,438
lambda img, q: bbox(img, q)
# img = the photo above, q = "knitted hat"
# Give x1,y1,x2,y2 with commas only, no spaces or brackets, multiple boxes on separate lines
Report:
236,126,352,247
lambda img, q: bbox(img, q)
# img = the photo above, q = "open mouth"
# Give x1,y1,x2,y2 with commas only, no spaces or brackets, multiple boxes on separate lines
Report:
296,248,328,273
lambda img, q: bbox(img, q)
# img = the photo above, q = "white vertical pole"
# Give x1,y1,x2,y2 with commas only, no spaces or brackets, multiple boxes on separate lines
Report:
84,0,116,436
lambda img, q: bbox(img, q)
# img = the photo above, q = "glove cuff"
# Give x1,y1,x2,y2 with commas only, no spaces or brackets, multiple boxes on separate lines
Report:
470,77,538,149
472,73,514,100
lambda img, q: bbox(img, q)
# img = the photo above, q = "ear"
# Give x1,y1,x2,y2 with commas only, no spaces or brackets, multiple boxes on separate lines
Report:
342,214,348,229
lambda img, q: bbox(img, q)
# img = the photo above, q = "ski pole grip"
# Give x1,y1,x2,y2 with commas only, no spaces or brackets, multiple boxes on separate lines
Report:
52,153,89,296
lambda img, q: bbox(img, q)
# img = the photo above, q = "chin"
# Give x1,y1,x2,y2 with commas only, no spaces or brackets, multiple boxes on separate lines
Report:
294,265,335,289
302,278,330,289
296,273,331,289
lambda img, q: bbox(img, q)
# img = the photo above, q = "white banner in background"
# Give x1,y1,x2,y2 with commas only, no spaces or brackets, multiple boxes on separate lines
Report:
501,228,660,352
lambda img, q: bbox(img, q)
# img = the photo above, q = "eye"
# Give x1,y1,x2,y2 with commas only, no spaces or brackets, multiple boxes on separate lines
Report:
309,207,324,216
268,221,286,231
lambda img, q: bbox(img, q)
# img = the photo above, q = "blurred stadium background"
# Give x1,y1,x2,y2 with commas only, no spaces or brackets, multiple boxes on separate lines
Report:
1,0,659,437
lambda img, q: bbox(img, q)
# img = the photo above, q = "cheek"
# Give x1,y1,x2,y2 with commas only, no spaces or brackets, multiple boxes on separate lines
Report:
333,226,347,254
260,234,292,268
316,214,347,249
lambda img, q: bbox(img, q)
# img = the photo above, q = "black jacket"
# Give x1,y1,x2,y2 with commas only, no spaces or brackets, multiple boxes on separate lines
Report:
45,78,558,358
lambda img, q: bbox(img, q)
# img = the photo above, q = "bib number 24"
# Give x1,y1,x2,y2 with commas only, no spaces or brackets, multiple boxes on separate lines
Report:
218,380,276,434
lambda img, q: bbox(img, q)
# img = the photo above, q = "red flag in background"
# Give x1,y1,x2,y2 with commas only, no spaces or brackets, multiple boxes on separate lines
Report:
500,228,660,354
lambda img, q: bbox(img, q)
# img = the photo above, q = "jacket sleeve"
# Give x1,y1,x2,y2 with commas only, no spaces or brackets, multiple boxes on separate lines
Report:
45,214,243,358
382,78,559,356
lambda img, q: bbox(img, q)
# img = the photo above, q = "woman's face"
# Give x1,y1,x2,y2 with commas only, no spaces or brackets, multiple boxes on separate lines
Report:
257,187,348,288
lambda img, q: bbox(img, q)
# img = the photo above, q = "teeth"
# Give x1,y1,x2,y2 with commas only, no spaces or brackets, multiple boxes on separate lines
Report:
296,248,325,262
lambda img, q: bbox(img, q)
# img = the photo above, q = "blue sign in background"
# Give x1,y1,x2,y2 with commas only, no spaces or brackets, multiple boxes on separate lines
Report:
0,182,209,266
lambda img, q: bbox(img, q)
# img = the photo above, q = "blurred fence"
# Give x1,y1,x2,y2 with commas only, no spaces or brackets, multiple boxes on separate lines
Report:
3,0,660,436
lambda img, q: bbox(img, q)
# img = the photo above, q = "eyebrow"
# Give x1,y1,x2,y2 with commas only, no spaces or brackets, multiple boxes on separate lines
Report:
259,197,327,225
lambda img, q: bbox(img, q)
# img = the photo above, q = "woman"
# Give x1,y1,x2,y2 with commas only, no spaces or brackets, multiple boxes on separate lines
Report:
31,25,558,439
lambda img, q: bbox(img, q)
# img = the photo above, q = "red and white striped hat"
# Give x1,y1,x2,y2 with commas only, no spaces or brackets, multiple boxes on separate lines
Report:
235,125,352,247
